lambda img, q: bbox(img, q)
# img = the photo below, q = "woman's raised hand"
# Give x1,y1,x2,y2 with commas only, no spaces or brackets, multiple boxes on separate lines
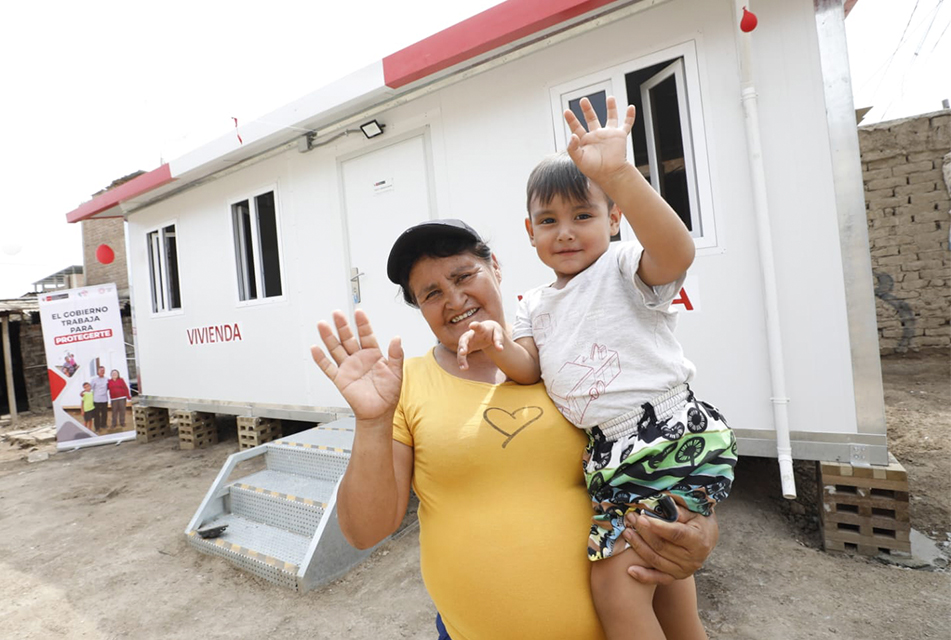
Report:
564,95,635,186
311,309,403,421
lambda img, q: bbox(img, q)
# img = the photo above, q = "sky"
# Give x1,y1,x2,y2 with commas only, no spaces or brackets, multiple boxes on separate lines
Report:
0,0,948,299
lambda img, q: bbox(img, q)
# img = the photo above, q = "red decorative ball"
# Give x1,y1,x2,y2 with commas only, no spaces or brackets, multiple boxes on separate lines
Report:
96,244,115,264
740,7,758,32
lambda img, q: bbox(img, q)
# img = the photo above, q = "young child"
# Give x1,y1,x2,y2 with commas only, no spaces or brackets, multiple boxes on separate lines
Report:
457,96,736,640
80,382,95,430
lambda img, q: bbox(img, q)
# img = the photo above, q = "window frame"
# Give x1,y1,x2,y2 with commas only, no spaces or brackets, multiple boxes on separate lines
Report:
145,221,183,315
549,40,718,250
228,184,286,306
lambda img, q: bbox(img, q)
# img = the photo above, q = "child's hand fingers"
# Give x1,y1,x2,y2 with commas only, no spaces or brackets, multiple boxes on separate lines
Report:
492,323,504,350
564,108,587,141
579,96,601,131
622,104,636,135
566,133,582,157
605,95,618,128
457,330,473,370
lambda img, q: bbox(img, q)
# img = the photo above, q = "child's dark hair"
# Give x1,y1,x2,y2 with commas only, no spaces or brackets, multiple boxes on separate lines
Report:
526,153,614,211
395,235,493,307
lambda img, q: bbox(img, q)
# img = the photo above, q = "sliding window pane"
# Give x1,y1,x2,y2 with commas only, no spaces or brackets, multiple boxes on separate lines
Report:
232,200,256,300
255,192,282,297
163,225,181,310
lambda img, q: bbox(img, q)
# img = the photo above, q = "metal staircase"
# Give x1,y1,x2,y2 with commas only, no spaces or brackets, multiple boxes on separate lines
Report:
185,417,374,591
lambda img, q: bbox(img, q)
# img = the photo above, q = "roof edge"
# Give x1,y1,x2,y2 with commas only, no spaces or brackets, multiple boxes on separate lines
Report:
66,165,173,223
382,0,619,88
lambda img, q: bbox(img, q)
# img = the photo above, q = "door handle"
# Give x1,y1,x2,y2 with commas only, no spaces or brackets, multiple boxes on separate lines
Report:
350,267,364,303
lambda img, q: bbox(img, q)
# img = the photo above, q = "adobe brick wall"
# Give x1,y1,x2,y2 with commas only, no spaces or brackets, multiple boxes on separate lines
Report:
82,218,129,294
859,110,951,354
20,317,51,411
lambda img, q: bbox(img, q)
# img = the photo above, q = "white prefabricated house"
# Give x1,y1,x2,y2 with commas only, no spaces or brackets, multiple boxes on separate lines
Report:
66,0,886,480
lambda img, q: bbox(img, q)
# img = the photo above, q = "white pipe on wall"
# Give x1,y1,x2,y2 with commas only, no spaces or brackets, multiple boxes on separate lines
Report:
734,0,797,499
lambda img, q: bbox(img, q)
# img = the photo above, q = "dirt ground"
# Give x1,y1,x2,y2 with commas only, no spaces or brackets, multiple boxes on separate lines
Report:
0,350,948,639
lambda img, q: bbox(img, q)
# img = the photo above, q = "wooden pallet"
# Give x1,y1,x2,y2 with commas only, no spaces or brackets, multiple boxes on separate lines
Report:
237,417,282,450
818,454,911,557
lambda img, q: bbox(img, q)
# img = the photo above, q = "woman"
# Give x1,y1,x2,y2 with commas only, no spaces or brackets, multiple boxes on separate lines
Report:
311,220,718,639
107,369,131,429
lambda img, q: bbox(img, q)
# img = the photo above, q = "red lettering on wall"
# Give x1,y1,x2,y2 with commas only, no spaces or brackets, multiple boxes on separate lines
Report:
672,288,694,311
186,323,243,345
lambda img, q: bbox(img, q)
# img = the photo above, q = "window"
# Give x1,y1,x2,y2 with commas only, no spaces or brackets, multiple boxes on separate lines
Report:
147,224,182,313
629,58,699,236
231,190,284,301
550,42,717,248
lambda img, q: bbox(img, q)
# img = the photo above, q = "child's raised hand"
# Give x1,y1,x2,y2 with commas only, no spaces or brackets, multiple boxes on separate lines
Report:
457,320,505,370
564,95,635,186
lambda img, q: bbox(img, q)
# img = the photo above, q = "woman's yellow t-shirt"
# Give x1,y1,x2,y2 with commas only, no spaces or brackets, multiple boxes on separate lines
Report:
393,350,604,640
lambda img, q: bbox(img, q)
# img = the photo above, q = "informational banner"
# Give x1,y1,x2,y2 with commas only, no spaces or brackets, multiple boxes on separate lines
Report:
37,284,135,448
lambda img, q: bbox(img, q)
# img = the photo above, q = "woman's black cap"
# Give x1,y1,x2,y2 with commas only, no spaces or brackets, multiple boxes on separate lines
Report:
386,219,484,284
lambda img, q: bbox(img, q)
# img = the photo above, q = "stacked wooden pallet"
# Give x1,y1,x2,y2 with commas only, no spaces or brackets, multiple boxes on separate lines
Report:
133,406,170,443
238,417,282,450
172,410,218,450
818,453,911,557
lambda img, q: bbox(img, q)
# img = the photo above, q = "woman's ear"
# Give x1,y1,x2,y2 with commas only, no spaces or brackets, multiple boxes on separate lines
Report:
524,218,536,246
490,253,502,282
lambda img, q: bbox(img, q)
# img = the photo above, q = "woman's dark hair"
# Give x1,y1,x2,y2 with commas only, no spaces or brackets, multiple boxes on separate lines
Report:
526,152,614,211
395,235,492,307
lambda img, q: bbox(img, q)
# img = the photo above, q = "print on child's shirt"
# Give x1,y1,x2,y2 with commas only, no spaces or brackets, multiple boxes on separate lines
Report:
549,343,621,425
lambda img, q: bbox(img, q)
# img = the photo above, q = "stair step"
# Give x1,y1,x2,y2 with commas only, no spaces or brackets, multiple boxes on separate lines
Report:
265,442,351,482
187,514,309,589
228,470,337,537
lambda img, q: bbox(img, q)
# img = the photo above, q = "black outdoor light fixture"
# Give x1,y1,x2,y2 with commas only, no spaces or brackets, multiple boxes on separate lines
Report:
360,119,385,139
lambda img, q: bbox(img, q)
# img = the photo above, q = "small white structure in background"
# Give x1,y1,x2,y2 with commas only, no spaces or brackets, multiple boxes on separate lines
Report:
64,0,886,476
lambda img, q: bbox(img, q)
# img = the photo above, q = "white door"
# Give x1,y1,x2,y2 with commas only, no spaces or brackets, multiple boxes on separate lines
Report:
340,133,437,358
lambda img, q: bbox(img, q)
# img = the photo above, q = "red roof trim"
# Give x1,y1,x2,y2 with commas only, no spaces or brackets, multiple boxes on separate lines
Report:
66,164,174,223
382,0,618,89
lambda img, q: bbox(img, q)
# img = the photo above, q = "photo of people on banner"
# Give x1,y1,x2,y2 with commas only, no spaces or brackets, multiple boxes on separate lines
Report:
37,284,134,445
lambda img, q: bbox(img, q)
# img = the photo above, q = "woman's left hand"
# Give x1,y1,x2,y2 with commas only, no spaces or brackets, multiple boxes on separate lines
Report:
621,506,719,585
311,309,403,422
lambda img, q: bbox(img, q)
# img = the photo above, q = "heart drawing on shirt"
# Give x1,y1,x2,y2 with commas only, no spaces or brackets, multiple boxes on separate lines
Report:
483,406,544,449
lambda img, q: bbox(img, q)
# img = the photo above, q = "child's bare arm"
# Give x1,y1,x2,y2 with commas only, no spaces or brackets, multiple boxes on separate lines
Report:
565,96,695,287
457,321,541,384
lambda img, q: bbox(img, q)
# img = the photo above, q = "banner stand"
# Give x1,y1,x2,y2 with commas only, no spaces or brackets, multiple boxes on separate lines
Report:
57,431,136,452
38,283,136,448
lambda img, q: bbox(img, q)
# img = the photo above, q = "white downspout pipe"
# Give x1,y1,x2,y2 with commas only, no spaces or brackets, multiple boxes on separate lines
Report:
734,1,796,499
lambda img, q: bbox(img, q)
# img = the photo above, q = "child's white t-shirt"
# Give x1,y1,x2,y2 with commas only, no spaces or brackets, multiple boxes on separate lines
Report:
513,242,695,429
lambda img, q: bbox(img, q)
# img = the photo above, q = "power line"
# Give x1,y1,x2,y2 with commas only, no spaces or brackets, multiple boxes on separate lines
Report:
881,0,945,119
871,0,922,99
929,1,949,52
